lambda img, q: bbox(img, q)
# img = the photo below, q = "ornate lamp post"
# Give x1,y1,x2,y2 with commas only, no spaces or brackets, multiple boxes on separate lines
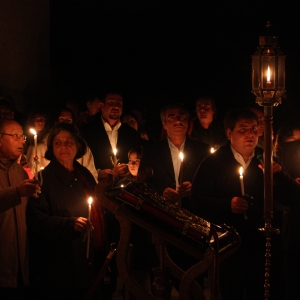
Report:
251,21,286,300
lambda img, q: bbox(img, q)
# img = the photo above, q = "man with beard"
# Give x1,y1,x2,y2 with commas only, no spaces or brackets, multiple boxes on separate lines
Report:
81,91,140,299
190,108,300,299
0,119,40,299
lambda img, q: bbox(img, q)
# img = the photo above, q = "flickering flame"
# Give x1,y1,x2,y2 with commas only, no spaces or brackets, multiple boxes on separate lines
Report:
179,152,184,162
239,167,244,177
30,128,37,135
88,197,93,206
113,148,117,155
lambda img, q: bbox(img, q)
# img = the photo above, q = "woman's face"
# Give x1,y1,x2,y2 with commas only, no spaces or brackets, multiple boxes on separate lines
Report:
33,114,46,132
53,130,78,166
122,115,138,131
285,129,300,142
128,152,140,176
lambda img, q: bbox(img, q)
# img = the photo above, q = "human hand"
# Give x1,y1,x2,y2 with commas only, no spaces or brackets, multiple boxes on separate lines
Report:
295,178,300,185
231,196,249,214
74,217,91,233
98,169,117,179
177,181,192,198
258,161,282,174
113,163,128,177
16,179,41,198
163,187,180,203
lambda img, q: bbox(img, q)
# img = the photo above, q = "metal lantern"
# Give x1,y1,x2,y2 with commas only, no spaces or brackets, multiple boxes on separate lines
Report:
252,22,286,106
251,21,285,300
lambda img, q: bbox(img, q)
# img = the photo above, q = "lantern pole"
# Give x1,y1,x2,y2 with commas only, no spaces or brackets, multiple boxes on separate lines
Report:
251,21,285,300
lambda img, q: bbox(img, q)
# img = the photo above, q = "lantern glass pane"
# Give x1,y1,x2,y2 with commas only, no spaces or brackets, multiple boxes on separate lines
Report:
277,56,285,90
252,56,261,89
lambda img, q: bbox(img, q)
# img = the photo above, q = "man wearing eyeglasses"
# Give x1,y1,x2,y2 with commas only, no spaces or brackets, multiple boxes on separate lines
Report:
0,119,41,298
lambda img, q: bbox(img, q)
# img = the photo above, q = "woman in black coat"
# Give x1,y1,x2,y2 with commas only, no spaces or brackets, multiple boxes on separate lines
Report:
27,123,105,299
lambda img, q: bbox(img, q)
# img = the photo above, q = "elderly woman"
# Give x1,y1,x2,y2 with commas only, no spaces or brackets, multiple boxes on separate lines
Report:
26,123,105,299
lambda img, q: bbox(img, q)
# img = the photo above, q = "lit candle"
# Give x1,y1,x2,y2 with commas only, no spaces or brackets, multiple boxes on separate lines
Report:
266,65,271,84
239,167,245,195
178,152,184,185
210,147,215,153
30,128,38,180
86,197,93,259
113,148,117,167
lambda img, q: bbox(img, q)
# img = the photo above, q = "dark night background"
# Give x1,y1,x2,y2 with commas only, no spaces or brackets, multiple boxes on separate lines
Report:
49,1,300,133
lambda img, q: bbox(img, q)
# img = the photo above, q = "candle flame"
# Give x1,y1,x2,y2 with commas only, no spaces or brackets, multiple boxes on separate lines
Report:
210,147,215,153
239,167,244,176
179,152,184,161
113,148,117,155
88,197,93,206
30,128,37,135
267,65,271,82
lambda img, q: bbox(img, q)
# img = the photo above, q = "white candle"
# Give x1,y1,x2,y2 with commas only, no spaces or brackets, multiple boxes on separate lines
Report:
239,167,245,195
178,152,184,185
113,148,117,167
30,128,38,180
87,197,93,259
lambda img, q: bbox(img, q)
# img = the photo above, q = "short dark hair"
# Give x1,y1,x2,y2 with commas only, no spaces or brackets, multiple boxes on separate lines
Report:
45,123,87,161
224,108,258,131
160,103,189,123
128,146,142,160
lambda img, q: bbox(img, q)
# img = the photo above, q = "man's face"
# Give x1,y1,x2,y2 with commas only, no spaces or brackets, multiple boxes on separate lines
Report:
162,108,188,138
87,98,101,116
0,105,14,119
196,99,214,123
0,121,25,160
100,94,123,121
227,119,258,155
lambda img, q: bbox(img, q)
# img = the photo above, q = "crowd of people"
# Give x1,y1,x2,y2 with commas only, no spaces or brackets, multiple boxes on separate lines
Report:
1,90,300,299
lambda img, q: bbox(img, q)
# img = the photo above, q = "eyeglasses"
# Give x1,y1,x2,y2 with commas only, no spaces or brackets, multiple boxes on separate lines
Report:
128,159,140,165
0,133,27,141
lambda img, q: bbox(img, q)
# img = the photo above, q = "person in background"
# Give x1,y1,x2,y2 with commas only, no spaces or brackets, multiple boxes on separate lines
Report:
248,104,265,149
78,93,102,130
0,119,40,299
273,120,300,300
26,123,104,299
187,96,226,150
0,99,14,120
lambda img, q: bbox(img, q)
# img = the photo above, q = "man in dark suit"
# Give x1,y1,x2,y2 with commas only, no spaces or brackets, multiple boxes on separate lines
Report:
141,103,210,210
82,91,141,178
82,91,140,298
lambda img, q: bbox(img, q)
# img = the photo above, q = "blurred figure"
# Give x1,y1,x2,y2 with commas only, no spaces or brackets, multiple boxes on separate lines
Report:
248,105,265,149
78,93,102,129
188,96,226,149
0,99,14,120
273,120,300,300
121,112,150,143
0,119,40,299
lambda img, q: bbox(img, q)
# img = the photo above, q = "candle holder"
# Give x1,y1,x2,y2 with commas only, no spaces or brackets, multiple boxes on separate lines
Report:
251,21,285,300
